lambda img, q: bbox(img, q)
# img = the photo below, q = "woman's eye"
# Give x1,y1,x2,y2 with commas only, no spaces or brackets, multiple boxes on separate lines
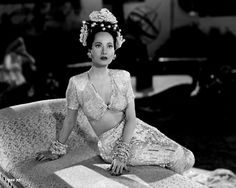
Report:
95,44,101,48
108,45,114,48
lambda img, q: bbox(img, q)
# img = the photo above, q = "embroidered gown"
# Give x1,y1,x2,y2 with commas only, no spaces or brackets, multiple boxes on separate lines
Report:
66,69,195,174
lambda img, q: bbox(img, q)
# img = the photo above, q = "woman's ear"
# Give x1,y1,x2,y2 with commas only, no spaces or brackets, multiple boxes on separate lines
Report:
87,50,92,59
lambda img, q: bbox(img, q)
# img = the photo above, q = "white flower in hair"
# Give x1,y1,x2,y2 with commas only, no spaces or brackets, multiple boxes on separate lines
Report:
89,8,117,23
79,22,88,46
79,8,125,49
116,32,125,49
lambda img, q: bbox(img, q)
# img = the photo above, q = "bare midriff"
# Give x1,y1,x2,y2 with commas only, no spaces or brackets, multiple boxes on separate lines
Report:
89,109,124,137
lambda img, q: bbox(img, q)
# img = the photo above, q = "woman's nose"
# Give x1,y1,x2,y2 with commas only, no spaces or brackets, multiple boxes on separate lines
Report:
101,46,107,54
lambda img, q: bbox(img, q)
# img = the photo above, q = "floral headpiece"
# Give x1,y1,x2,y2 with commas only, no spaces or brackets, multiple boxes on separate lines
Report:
79,8,125,49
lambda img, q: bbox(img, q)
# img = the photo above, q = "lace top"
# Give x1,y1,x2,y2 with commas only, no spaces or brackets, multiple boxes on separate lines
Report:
66,69,135,121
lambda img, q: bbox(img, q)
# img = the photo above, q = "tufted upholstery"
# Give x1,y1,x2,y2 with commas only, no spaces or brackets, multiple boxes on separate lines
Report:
0,99,206,188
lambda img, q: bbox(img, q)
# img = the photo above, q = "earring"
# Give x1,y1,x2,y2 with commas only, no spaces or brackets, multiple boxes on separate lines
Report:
87,52,92,59
113,54,116,60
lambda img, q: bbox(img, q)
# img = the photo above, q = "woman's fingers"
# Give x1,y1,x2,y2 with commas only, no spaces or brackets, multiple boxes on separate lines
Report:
110,160,124,176
108,159,130,176
36,151,47,161
38,155,46,161
35,151,59,162
116,161,123,175
107,160,114,171
110,159,117,175
124,165,130,172
117,165,123,175
114,164,121,176
36,153,44,161
111,163,118,175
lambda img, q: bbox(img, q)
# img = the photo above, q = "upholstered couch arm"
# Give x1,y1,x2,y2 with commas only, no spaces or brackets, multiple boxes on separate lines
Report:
0,98,98,173
0,99,66,171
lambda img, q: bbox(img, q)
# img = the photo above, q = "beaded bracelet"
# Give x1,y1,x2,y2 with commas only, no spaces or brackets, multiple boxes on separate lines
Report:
49,140,68,155
112,140,131,164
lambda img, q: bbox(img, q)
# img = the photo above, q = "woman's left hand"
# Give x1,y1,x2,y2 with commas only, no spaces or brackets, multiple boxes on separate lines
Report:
108,159,129,176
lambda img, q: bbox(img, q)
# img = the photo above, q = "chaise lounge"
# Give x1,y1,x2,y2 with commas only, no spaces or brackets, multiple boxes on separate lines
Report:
0,98,205,188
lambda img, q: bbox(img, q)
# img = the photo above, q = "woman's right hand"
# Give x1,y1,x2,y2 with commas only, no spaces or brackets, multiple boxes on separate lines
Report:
35,150,60,162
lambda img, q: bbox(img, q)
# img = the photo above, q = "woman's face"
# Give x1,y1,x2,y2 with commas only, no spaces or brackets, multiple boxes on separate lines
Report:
90,32,115,67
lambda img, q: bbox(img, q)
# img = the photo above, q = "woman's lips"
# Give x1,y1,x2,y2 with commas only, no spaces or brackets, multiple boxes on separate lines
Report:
100,56,108,60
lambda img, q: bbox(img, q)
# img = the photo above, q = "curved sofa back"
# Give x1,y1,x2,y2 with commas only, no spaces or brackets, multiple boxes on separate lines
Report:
0,98,97,172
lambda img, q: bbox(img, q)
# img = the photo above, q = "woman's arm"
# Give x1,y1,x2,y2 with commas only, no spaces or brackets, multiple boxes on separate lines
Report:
122,71,136,143
58,108,78,144
36,76,80,161
59,76,80,144
122,100,136,143
109,71,136,175
109,100,136,175
35,108,78,161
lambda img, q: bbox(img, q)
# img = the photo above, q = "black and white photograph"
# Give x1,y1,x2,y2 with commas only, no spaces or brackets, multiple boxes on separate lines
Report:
0,0,236,187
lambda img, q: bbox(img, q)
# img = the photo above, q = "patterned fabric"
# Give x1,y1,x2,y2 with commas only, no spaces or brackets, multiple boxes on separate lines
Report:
66,69,135,121
66,68,194,173
98,118,195,174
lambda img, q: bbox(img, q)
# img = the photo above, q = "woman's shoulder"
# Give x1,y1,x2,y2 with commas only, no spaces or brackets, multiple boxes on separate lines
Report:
110,69,131,91
68,71,89,90
110,69,131,80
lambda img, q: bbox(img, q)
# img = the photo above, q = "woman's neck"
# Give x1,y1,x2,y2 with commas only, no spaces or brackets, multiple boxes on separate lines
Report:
88,66,109,80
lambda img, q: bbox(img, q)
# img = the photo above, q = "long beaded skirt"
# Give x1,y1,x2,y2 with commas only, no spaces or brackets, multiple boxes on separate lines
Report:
98,118,195,174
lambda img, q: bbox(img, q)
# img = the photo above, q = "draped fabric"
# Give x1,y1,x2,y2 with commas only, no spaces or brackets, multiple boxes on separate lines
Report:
98,118,195,173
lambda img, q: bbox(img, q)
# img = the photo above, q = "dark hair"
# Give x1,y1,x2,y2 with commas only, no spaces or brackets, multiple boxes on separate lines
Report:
85,21,119,50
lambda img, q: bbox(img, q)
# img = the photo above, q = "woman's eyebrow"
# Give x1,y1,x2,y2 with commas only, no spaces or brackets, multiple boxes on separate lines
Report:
93,41,114,46
94,41,102,44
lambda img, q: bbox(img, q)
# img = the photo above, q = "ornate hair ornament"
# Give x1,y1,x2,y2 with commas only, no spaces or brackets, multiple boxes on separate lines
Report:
79,8,125,49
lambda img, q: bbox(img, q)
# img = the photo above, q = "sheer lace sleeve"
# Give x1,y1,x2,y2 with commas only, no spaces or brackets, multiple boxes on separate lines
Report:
66,77,80,110
124,71,135,104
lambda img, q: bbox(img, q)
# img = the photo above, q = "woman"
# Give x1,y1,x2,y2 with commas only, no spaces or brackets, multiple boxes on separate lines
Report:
36,8,195,176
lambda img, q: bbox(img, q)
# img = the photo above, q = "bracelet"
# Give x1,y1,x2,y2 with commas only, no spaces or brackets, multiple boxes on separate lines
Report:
49,140,68,155
112,140,131,164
